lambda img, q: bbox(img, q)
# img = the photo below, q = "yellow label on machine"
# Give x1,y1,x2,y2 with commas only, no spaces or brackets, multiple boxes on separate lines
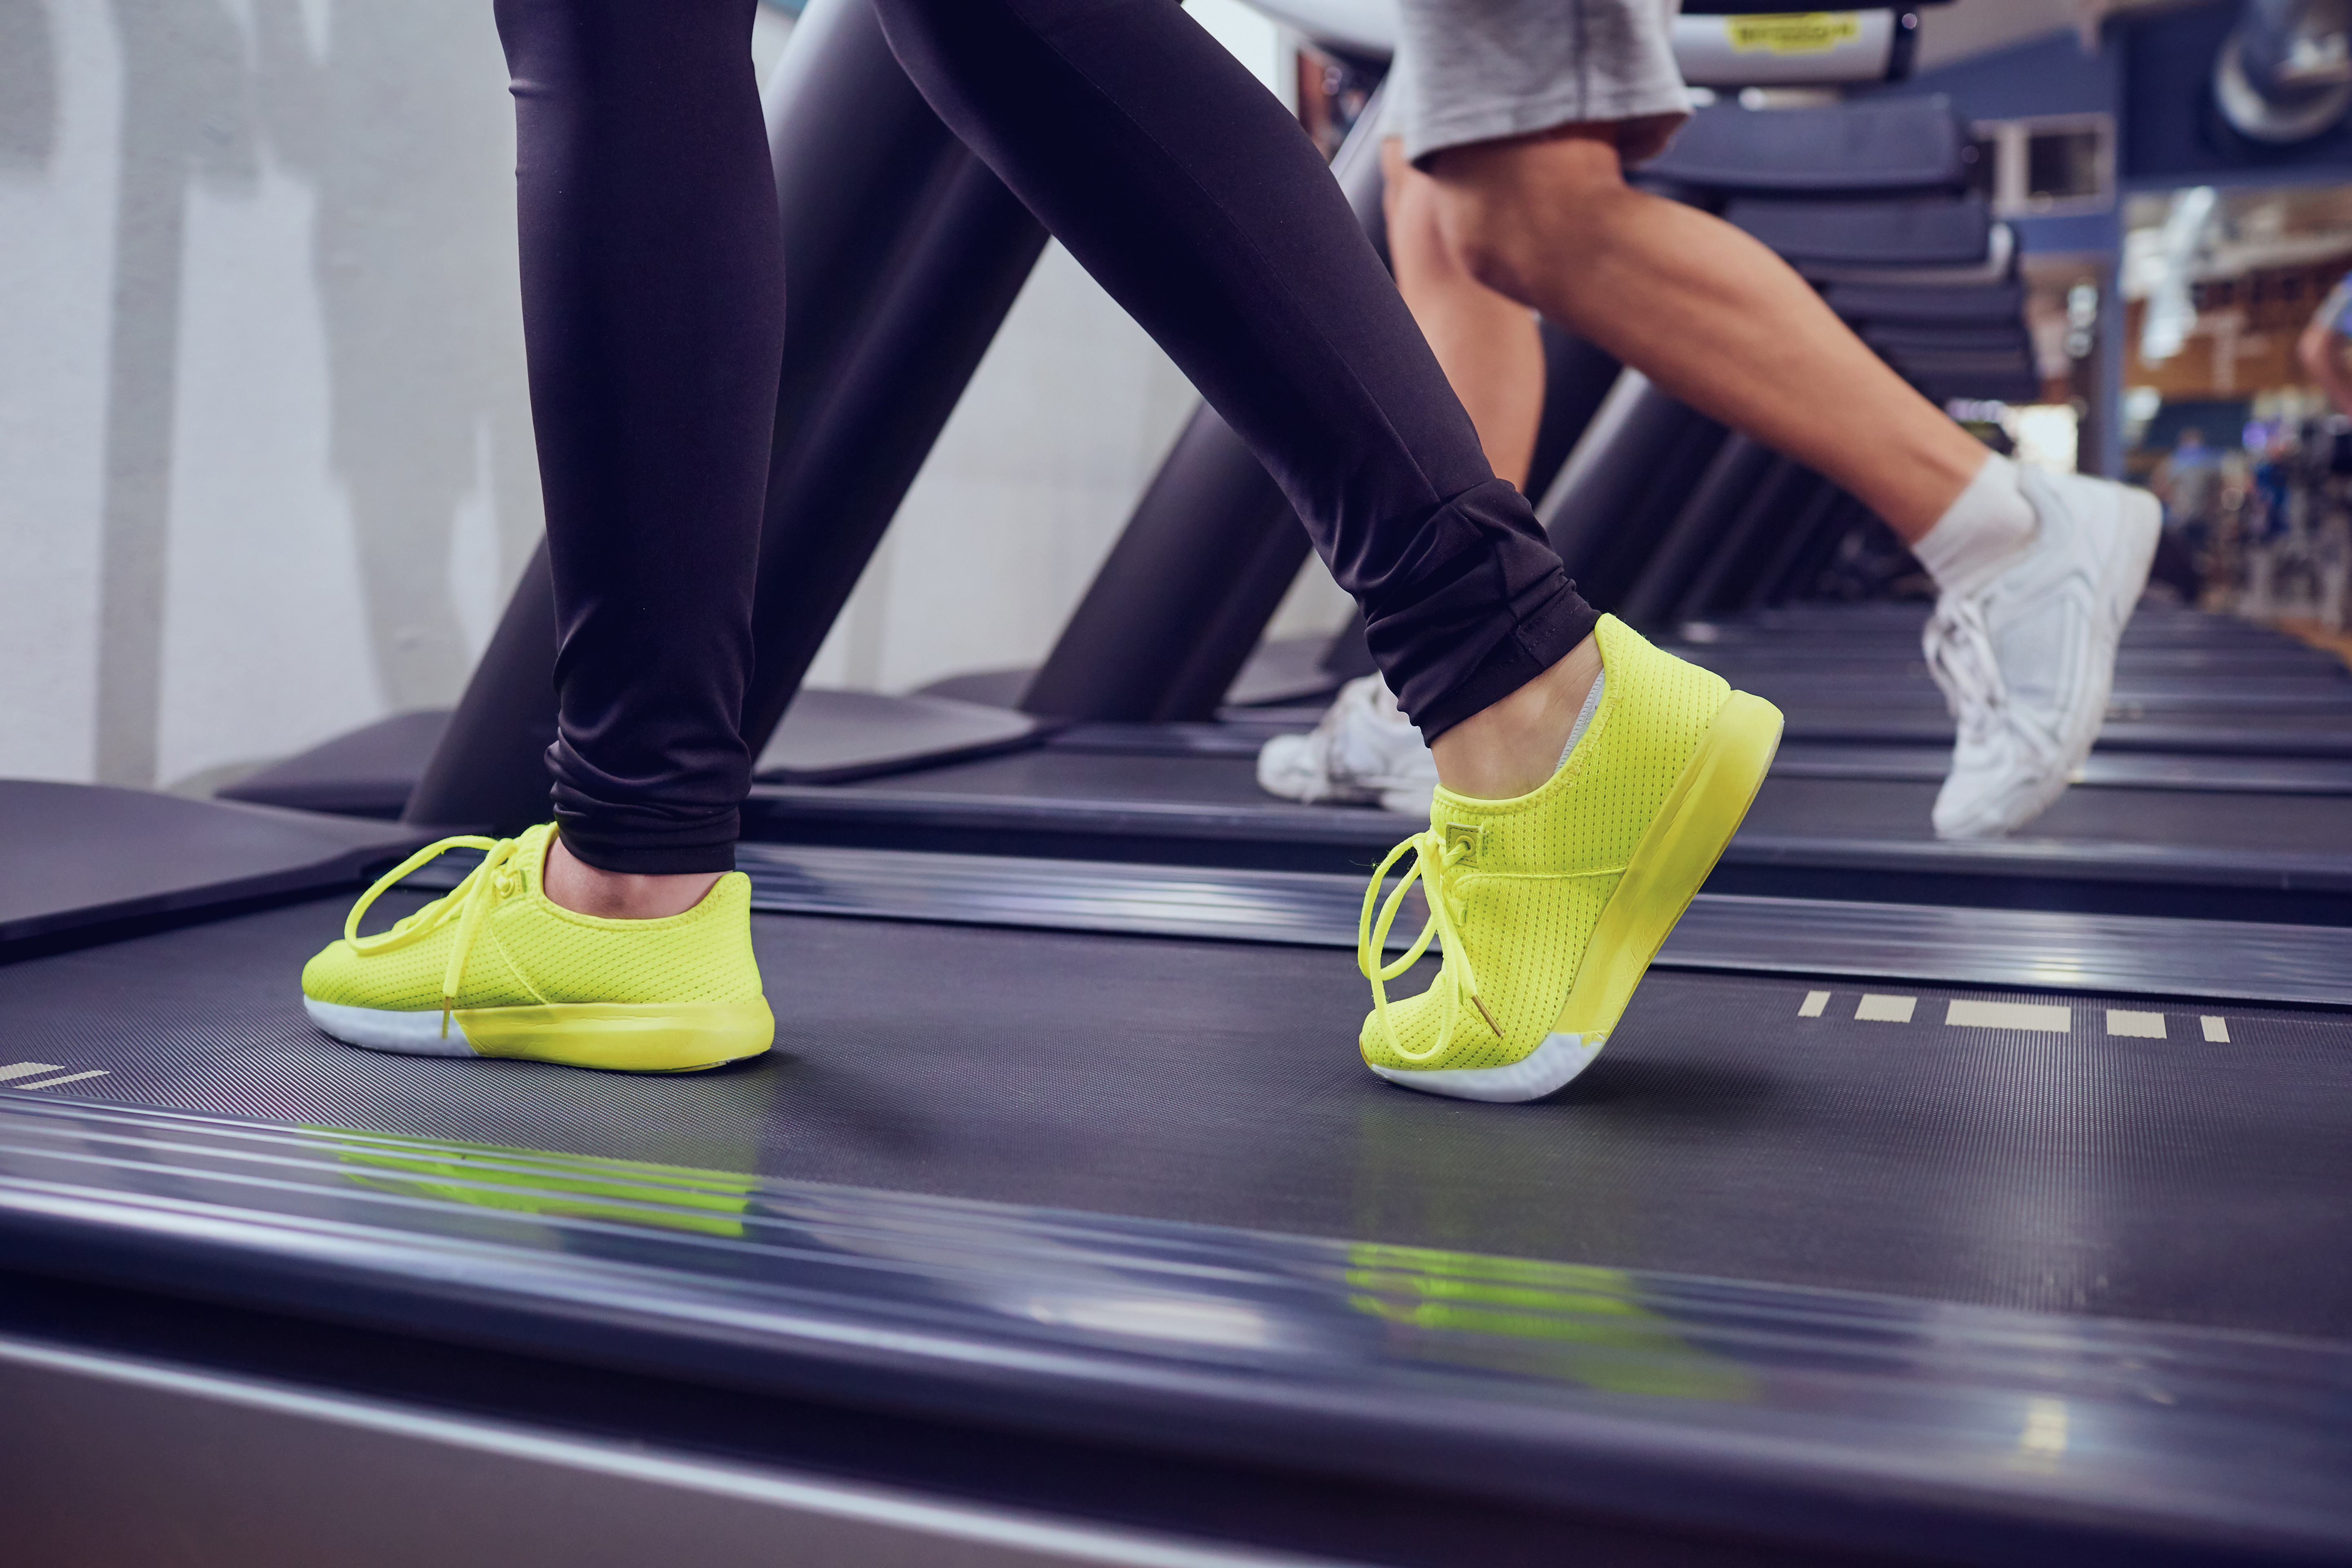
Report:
1724,12,1863,54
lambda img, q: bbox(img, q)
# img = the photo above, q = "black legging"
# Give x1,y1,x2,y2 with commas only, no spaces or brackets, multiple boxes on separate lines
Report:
494,0,1596,873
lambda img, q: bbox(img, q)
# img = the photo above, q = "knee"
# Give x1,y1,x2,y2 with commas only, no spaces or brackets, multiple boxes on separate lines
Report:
1427,140,1634,301
1432,188,1548,303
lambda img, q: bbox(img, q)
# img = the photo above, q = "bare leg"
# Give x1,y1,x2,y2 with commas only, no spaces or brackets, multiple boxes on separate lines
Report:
1383,138,1544,492
544,837,721,920
1419,124,1987,544
1384,135,1584,798
1430,635,1601,798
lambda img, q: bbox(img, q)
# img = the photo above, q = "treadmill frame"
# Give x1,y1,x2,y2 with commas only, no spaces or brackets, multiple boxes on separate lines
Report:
2,1092,2346,1566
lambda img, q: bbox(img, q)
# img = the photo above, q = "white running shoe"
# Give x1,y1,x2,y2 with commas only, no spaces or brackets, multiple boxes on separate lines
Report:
1923,468,2161,839
1257,674,1437,816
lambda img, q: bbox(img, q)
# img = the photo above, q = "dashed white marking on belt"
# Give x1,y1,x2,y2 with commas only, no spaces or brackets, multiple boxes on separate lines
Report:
11,1070,109,1092
1945,1000,2071,1033
1797,994,2236,1043
0,1062,64,1082
2020,1396,2069,1456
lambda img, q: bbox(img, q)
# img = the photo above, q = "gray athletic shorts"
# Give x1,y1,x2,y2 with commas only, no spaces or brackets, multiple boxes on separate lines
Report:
1391,0,1691,168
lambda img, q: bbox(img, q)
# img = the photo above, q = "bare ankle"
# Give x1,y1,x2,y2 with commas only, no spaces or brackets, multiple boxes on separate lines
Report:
543,837,724,921
1429,635,1603,800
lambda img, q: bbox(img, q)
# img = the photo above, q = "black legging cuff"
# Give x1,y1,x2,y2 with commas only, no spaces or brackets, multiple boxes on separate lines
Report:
554,813,739,875
1349,476,1598,738
1410,576,1599,742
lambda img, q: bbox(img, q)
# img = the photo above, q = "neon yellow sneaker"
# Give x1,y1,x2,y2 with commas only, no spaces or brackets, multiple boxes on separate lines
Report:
1359,615,1781,1102
301,823,773,1073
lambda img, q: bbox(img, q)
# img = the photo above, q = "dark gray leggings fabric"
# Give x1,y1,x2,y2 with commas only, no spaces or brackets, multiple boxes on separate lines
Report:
494,0,1594,873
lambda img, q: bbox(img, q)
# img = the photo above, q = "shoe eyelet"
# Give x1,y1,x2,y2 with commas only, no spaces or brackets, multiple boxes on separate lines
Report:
492,872,518,899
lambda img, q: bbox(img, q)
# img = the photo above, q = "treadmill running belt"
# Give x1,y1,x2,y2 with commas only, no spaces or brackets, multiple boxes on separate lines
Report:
5,894,2348,1338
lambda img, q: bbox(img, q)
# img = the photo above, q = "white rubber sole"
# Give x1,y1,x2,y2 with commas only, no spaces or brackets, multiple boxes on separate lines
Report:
1367,1031,1606,1104
305,995,774,1072
305,998,479,1056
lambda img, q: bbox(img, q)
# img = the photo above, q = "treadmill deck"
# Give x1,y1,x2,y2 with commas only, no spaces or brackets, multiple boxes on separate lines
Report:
7,891,2349,1339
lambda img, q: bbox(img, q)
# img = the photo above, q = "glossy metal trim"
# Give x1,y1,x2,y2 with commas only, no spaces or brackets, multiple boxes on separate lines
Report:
1776,714,2352,756
1723,830,2352,894
0,1332,1319,1568
1764,744,2352,795
1699,676,2352,710
745,782,1403,848
735,842,1393,945
748,778,2352,882
1800,219,2016,285
0,1097,2345,1564
1047,722,1284,759
724,845,2352,1007
1670,892,2352,1006
1670,642,2342,673
1044,728,2352,795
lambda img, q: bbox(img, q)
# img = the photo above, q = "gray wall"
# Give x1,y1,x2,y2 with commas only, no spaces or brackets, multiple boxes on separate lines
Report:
0,0,1342,792
1,0,537,792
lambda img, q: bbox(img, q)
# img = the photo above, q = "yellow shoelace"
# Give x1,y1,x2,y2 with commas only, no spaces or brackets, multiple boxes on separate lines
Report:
1359,829,1501,1066
344,834,525,1038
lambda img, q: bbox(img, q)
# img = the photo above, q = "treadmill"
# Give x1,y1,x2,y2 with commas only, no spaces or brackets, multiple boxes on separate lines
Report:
12,691,2352,1563
214,31,2352,924
12,4,2352,1558
719,94,2352,924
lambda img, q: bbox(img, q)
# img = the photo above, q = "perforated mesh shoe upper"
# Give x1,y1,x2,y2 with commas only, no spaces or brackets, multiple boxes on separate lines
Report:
300,823,765,1014
1359,617,1731,1077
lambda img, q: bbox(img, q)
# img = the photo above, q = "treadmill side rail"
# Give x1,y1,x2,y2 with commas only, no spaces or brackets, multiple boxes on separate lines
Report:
0,1096,2348,1568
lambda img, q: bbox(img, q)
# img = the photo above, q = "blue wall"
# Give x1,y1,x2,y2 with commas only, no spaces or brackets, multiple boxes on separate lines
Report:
1865,25,2120,258
1875,26,2115,122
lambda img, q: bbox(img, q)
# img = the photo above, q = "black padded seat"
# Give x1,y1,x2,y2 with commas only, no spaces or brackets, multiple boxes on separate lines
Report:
1728,192,1993,268
1913,370,2043,402
1823,281,2026,326
1864,325,2037,374
1869,326,2040,400
1642,96,1968,196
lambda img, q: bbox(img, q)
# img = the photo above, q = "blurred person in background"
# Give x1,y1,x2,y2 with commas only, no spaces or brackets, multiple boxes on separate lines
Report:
2298,272,2352,628
2150,426,2221,594
1262,0,2160,844
2298,269,2352,420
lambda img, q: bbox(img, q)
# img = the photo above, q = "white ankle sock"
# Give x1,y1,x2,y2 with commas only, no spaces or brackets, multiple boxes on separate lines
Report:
1911,453,2038,595
1558,672,1605,768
